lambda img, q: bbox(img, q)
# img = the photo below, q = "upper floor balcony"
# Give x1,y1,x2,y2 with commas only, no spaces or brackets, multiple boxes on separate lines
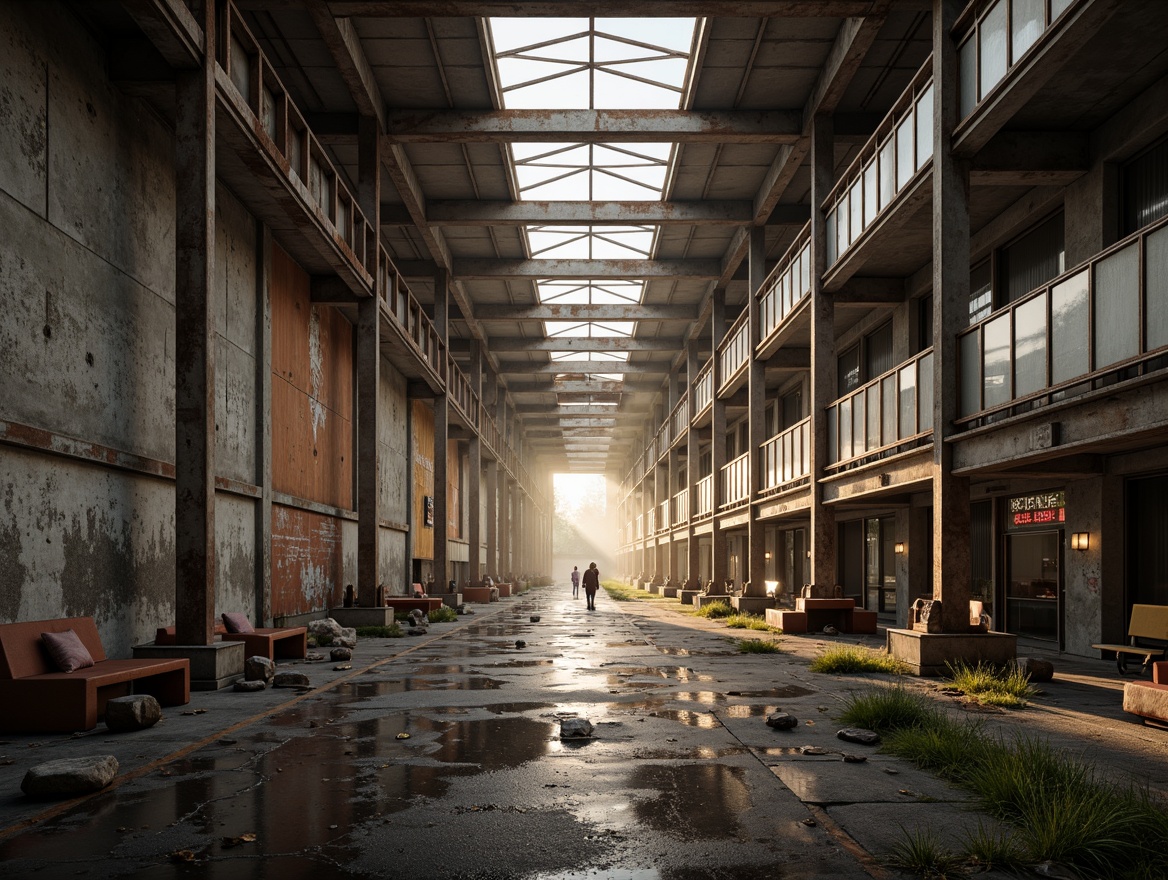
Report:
761,417,811,496
720,452,750,510
673,488,689,525
759,227,812,357
958,216,1168,428
718,311,751,397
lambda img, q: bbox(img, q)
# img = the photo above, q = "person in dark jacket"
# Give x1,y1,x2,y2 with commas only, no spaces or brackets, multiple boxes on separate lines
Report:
582,562,600,610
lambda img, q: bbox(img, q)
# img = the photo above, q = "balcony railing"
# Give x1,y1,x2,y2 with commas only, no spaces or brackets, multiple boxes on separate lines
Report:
658,499,669,532
957,0,1077,121
696,475,713,518
655,420,671,460
825,63,934,270
636,514,644,540
378,246,445,379
670,392,690,442
958,216,1168,425
760,226,812,342
220,4,374,283
720,452,750,508
718,311,751,392
693,361,714,417
761,417,811,494
828,349,934,470
673,488,689,524
647,509,656,535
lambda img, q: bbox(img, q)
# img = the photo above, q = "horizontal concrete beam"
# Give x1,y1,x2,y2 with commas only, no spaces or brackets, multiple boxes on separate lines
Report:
474,303,698,321
497,361,676,374
321,1,888,14
833,276,905,304
455,259,722,280
969,131,1090,186
380,201,810,227
489,337,684,352
384,109,801,144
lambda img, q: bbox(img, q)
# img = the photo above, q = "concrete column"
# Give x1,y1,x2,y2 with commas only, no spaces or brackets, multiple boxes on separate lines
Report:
174,4,216,646
467,341,482,583
356,114,381,604
485,370,498,579
809,114,837,591
746,226,768,597
433,268,449,591
686,341,700,586
667,445,679,580
499,477,510,577
710,289,728,592
932,0,973,632
254,223,273,625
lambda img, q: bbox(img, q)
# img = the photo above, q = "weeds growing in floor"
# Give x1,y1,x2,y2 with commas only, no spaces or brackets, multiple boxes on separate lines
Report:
885,827,962,878
945,660,1037,708
737,638,783,654
724,613,777,631
840,686,1168,879
355,624,403,638
694,601,733,619
808,644,908,675
428,606,458,623
600,581,638,601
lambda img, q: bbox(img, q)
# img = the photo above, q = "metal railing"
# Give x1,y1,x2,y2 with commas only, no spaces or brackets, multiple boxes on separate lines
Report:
825,62,934,270
673,488,689,524
720,451,750,508
670,392,690,442
718,310,751,391
761,417,811,493
658,499,670,532
827,349,934,470
760,226,812,342
695,475,713,518
693,361,714,416
958,215,1168,425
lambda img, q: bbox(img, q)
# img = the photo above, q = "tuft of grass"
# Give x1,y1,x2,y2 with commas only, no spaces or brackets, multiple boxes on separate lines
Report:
809,644,909,675
354,624,403,638
737,638,783,654
884,827,962,878
600,581,638,602
946,660,1037,708
694,601,733,619
960,822,1025,874
724,613,776,631
837,684,939,734
428,606,458,623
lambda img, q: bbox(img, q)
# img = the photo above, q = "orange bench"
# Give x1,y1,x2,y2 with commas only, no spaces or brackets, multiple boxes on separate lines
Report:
0,617,190,733
154,623,308,661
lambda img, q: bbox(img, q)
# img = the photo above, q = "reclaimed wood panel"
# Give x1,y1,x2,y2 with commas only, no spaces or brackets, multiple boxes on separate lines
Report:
447,439,461,539
271,244,353,509
412,399,434,559
271,504,344,617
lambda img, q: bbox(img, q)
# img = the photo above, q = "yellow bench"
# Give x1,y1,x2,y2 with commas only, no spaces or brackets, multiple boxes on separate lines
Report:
1091,604,1168,675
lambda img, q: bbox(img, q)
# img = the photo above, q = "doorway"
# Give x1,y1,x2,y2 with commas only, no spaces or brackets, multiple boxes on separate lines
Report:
1004,531,1061,644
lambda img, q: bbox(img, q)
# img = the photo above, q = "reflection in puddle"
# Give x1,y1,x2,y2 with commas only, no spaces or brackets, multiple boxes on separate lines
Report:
476,659,555,668
630,764,750,838
533,870,783,880
725,686,814,698
631,746,747,760
648,709,722,729
721,704,780,718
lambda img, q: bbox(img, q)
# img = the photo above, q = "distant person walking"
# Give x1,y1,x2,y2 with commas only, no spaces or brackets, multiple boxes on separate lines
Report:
582,562,600,610
570,565,581,599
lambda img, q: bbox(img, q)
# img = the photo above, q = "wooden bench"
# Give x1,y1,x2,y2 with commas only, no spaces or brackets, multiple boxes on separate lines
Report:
154,623,308,661
1091,604,1168,674
0,617,190,733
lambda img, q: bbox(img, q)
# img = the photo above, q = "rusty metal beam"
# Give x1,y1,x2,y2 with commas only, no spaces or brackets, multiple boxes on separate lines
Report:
495,361,676,374
121,0,203,69
515,406,645,417
454,258,722,280
386,109,801,144
474,303,698,321
320,1,889,15
382,201,810,227
305,1,386,129
488,337,686,352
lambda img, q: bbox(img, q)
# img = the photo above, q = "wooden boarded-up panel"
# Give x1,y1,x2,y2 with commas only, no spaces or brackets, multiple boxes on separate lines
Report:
447,439,461,539
271,504,344,616
271,244,353,509
412,399,434,559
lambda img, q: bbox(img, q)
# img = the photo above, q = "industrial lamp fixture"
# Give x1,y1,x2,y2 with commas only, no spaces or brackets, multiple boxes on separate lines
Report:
894,542,906,554
1071,532,1090,551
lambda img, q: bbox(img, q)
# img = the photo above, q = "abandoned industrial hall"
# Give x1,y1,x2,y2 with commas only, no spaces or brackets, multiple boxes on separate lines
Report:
4,0,1168,687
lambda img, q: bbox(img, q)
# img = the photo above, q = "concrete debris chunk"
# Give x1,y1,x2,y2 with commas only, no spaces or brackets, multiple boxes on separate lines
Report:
22,756,118,798
407,627,428,636
330,647,352,662
104,695,162,732
234,679,266,692
837,728,880,745
1018,657,1054,682
559,718,594,739
765,712,798,730
245,655,276,682
337,627,358,649
273,672,311,688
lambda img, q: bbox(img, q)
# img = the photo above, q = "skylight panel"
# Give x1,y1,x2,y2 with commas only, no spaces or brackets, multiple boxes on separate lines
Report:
544,321,635,337
527,225,653,259
536,280,643,304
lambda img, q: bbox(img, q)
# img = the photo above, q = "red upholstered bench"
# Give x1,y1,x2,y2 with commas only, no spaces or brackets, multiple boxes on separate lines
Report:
154,623,308,661
0,617,190,733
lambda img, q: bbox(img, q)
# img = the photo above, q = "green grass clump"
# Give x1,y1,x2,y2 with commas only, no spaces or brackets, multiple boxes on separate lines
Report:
694,601,733,619
600,581,638,602
946,660,1037,708
354,624,403,638
847,685,1168,879
427,606,458,623
737,638,783,654
724,613,776,631
837,684,939,734
885,827,962,878
808,644,909,675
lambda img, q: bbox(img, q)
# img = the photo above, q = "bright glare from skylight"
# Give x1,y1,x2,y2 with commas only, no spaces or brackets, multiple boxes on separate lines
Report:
545,321,635,338
536,280,643,305
527,225,654,259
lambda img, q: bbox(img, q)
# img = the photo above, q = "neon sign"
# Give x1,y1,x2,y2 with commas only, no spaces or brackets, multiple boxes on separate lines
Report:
1008,491,1065,528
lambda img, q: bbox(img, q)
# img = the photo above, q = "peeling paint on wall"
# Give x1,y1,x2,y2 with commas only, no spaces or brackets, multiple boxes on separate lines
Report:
272,504,344,617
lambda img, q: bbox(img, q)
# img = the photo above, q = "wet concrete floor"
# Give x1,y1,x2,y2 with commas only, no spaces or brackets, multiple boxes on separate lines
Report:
1,586,1166,879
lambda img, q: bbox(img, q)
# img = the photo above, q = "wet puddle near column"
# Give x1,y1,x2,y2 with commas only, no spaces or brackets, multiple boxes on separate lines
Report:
724,686,814,698
644,709,722,729
628,764,750,839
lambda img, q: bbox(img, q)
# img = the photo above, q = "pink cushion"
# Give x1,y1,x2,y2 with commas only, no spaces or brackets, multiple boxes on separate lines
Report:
41,629,95,673
221,612,255,634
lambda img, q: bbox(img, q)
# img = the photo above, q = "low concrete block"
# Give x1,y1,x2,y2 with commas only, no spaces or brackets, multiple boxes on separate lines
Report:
731,596,772,615
133,641,245,690
1123,680,1168,724
678,590,701,606
22,756,118,798
886,629,1017,676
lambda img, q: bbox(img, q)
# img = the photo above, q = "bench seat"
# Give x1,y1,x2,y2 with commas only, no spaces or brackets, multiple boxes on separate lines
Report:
1091,604,1168,674
154,624,308,661
0,617,190,733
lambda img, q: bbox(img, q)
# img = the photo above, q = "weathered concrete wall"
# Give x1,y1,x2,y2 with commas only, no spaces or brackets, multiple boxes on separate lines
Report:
378,362,409,588
1062,477,1104,657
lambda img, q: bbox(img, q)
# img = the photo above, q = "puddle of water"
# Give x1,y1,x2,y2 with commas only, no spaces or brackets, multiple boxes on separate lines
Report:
631,746,747,760
487,702,555,714
476,659,555,668
725,686,814,698
721,704,780,718
533,870,781,880
646,709,722,729
629,764,750,839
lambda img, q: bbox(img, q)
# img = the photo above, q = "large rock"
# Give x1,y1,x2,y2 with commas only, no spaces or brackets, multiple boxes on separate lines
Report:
273,671,311,688
245,655,276,682
330,647,352,662
104,695,162,732
1018,657,1054,683
559,718,594,739
307,618,344,646
837,728,880,745
337,627,358,649
22,756,118,798
765,712,798,730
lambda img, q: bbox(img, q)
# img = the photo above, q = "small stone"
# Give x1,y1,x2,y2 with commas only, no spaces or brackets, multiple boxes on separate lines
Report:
530,615,541,622
1019,657,1055,683
273,672,311,688
305,653,324,662
838,728,880,745
882,768,900,775
104,696,162,732
822,625,839,635
407,627,428,636
245,655,276,682
559,718,594,739
396,732,411,740
333,664,352,671
800,746,829,755
515,639,527,649
330,647,352,662
22,756,119,798
800,818,817,827
842,754,867,763
765,712,799,730
234,679,266,692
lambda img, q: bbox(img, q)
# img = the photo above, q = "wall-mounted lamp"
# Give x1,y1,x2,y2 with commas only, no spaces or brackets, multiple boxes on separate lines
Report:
764,551,772,560
894,542,906,554
1071,532,1090,551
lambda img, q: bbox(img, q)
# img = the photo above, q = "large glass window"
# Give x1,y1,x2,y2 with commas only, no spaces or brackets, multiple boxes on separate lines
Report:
1124,137,1168,235
1128,475,1168,607
838,344,861,396
1001,212,1065,304
970,261,993,324
865,321,894,379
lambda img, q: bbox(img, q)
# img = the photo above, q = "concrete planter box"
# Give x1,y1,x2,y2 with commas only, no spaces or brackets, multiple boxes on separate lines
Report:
886,628,1017,676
